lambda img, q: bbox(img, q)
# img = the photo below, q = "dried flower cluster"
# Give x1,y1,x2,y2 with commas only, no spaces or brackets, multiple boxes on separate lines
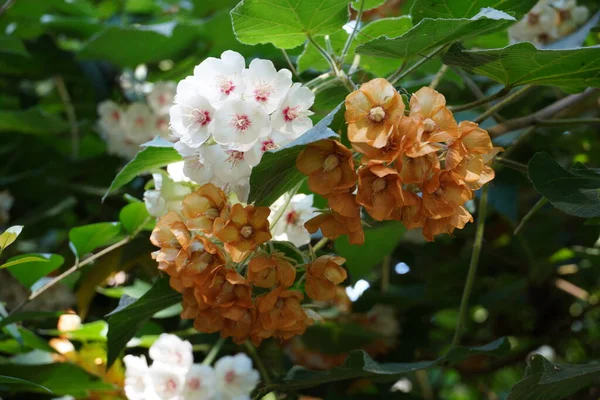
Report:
150,183,348,345
297,78,502,242
97,82,176,159
509,0,589,46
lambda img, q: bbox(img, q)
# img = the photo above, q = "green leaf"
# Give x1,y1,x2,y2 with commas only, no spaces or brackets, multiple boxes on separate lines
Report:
0,108,69,135
248,103,342,206
119,202,153,234
527,152,600,218
411,0,536,23
351,0,386,11
302,322,379,354
356,8,515,60
230,0,349,49
106,276,181,368
0,363,112,397
0,375,52,393
0,225,23,251
69,222,124,257
79,22,199,67
298,17,412,75
508,355,600,400
0,311,63,330
103,145,182,200
44,320,108,342
0,36,30,57
334,221,405,282
442,42,600,93
270,338,510,391
0,255,49,270
6,254,64,288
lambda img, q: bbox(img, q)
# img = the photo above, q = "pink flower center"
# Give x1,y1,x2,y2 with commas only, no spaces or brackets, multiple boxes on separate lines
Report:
230,114,251,132
192,109,211,127
225,370,236,384
283,106,300,122
261,139,277,152
166,378,178,392
156,117,168,131
111,110,120,121
286,210,298,225
217,75,235,95
254,82,273,102
135,116,145,128
158,94,167,105
188,377,201,391
226,150,245,166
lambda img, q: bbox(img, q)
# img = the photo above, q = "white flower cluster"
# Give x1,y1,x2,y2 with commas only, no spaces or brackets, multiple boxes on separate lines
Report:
268,193,317,247
509,0,589,46
97,82,176,159
124,334,260,400
169,50,315,202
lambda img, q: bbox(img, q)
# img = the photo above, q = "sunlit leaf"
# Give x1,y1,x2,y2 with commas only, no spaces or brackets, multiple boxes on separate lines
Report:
69,222,124,257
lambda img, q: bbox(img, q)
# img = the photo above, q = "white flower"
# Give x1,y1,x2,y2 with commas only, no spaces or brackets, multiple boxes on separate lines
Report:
167,161,191,183
0,190,14,225
124,355,152,400
222,177,251,204
97,100,124,135
170,77,215,148
144,172,192,218
202,144,253,183
269,194,316,247
242,59,292,113
148,333,194,372
271,83,315,137
148,81,176,115
214,353,260,400
211,99,271,151
148,361,185,400
123,103,156,145
182,364,217,400
194,50,246,108
245,130,294,167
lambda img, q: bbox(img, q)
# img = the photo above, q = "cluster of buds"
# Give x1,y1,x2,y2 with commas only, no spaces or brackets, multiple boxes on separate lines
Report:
169,50,315,202
150,183,349,345
97,82,176,159
509,0,589,46
298,78,502,242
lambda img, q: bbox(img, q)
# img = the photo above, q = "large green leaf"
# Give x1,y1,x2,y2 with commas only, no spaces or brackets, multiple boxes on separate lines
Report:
0,255,49,270
106,276,181,368
508,355,600,400
119,202,154,234
69,222,124,257
356,8,514,60
6,253,64,288
298,17,412,75
248,103,342,207
0,36,30,57
527,152,600,218
0,108,69,135
0,375,51,393
0,363,112,397
79,22,199,67
351,0,386,11
411,0,536,23
442,42,600,93
230,0,349,49
0,311,63,330
334,221,405,282
103,145,182,200
265,338,510,392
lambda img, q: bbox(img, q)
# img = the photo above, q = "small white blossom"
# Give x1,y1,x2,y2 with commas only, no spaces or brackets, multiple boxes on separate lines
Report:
271,83,315,137
269,194,316,247
242,59,292,113
194,50,246,108
123,103,156,145
211,99,271,151
170,77,215,148
245,130,294,167
144,172,192,218
124,355,153,400
148,333,194,372
202,144,253,183
214,353,260,400
98,100,124,135
148,361,186,400
148,81,176,115
182,364,217,400
166,161,191,183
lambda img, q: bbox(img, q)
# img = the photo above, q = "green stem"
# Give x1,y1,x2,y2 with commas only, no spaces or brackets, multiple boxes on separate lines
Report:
452,185,489,347
514,197,547,235
340,0,364,65
281,49,301,81
388,46,445,85
270,182,302,229
449,87,510,113
277,241,310,262
245,341,272,385
474,85,533,124
306,34,356,92
494,157,528,174
202,337,225,365
428,64,448,90
313,237,329,253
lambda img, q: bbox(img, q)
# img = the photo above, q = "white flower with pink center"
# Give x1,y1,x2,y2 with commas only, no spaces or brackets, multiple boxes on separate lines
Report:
214,353,259,400
269,193,316,247
147,81,176,115
182,364,217,400
242,59,292,113
148,361,185,400
170,77,215,148
194,50,246,108
124,355,154,400
271,83,315,137
202,144,253,183
98,100,124,135
245,131,294,167
148,334,194,372
123,103,156,145
212,99,270,151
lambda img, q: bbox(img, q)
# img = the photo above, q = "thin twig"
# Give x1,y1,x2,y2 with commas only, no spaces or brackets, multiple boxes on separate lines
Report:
488,88,599,137
533,117,600,126
494,157,528,174
340,0,364,65
514,197,547,235
451,68,505,121
429,64,448,90
55,75,79,160
473,85,533,124
449,86,510,112
281,49,302,81
388,46,446,86
306,34,356,92
452,185,489,347
245,341,271,385
0,0,16,18
312,237,329,253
